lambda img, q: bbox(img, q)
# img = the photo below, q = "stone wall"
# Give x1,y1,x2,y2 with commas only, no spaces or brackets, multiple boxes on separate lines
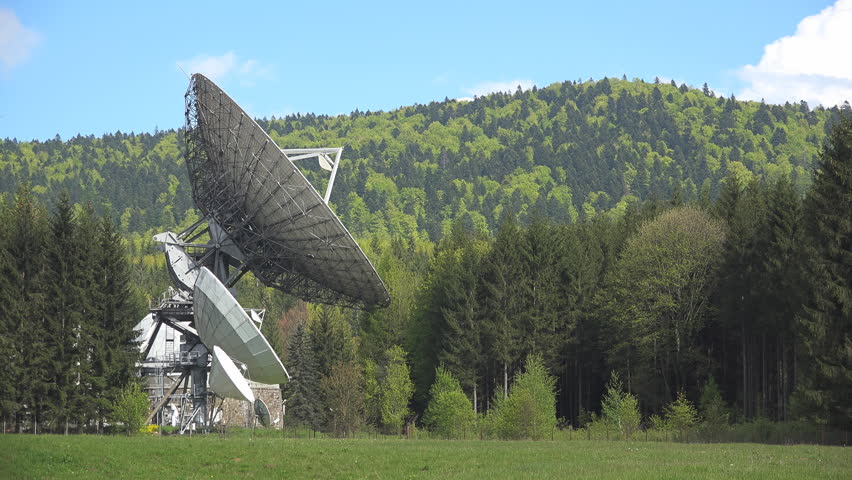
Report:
219,382,282,428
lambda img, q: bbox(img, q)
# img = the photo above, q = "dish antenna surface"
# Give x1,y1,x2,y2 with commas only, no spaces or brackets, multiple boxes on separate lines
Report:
254,399,272,428
184,73,390,309
135,73,390,433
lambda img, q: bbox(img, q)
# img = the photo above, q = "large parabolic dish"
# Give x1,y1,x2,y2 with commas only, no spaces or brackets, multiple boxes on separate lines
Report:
184,73,390,310
194,267,289,385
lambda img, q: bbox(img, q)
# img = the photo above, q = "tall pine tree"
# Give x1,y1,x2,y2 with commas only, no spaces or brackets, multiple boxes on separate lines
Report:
284,322,322,428
91,212,141,430
44,192,84,434
479,212,522,401
5,184,49,432
0,197,16,428
796,114,852,428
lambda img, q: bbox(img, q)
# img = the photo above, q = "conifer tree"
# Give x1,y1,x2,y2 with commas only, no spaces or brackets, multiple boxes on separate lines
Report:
44,192,84,433
516,214,563,372
713,177,767,419
0,199,16,427
308,305,354,379
260,315,285,370
91,213,141,429
71,204,101,428
5,184,50,432
284,322,322,428
438,238,485,411
479,212,522,400
759,177,806,419
796,115,852,428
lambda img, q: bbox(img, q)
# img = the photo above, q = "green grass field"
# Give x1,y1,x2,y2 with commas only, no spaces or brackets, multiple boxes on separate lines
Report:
1,434,849,479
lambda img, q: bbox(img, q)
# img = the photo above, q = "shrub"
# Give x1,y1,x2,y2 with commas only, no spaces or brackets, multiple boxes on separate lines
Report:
322,361,366,437
111,382,149,436
600,371,641,440
380,345,413,435
665,390,699,442
487,354,556,440
698,376,729,441
423,366,475,439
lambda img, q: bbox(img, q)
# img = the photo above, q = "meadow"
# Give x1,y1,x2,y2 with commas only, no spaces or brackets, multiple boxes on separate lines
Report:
1,433,849,479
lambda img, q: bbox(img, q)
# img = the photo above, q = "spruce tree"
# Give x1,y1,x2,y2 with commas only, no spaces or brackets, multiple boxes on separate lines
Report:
92,213,141,429
479,212,522,400
714,177,767,419
6,184,50,432
759,177,806,419
283,322,322,428
796,114,852,428
308,305,354,379
71,205,101,429
44,192,84,433
438,238,484,411
517,214,563,373
0,199,17,427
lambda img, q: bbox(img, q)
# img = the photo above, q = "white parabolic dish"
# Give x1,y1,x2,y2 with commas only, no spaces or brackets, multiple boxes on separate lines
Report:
254,399,271,427
194,267,290,385
209,345,255,403
153,231,199,291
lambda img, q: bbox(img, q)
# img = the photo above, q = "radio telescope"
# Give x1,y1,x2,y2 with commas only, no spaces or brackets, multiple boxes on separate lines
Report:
135,73,390,432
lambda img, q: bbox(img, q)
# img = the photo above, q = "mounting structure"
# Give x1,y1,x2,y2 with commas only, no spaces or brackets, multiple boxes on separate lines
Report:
136,73,390,433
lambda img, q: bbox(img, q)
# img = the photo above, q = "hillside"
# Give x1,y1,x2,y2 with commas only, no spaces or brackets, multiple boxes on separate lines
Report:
1,78,850,430
0,78,841,240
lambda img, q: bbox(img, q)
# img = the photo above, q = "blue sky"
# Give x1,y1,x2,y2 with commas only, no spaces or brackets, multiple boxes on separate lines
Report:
1,0,849,141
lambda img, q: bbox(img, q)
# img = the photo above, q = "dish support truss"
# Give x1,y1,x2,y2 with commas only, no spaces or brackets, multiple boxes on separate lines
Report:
139,222,269,433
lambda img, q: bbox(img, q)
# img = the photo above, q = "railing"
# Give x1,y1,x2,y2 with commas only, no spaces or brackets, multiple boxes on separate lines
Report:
141,350,201,366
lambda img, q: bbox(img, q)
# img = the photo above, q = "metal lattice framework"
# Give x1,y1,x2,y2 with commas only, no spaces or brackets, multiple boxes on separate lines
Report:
184,74,390,309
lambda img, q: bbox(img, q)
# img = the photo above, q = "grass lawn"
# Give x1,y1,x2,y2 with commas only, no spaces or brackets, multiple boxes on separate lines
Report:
1,434,849,479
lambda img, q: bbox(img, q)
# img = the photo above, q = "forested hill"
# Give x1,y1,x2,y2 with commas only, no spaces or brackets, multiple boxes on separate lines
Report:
0,77,843,239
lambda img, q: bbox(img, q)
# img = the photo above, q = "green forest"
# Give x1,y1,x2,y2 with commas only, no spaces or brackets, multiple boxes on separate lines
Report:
0,78,849,437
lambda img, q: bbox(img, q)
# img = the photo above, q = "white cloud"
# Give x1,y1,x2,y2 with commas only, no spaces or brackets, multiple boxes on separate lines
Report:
463,79,535,98
0,8,40,71
177,52,272,86
737,0,852,107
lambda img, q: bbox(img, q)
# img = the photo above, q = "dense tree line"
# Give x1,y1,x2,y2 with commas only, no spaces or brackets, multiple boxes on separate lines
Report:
0,186,141,433
287,115,849,434
0,78,848,438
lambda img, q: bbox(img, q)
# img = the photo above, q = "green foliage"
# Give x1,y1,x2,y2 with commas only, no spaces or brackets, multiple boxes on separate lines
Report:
362,359,382,427
796,114,852,429
110,382,148,436
698,377,730,440
601,205,726,410
664,391,699,442
0,186,139,433
380,345,414,434
308,305,355,379
1,79,833,243
600,372,641,440
321,361,366,438
284,322,323,429
487,354,557,440
0,78,848,436
423,366,475,439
